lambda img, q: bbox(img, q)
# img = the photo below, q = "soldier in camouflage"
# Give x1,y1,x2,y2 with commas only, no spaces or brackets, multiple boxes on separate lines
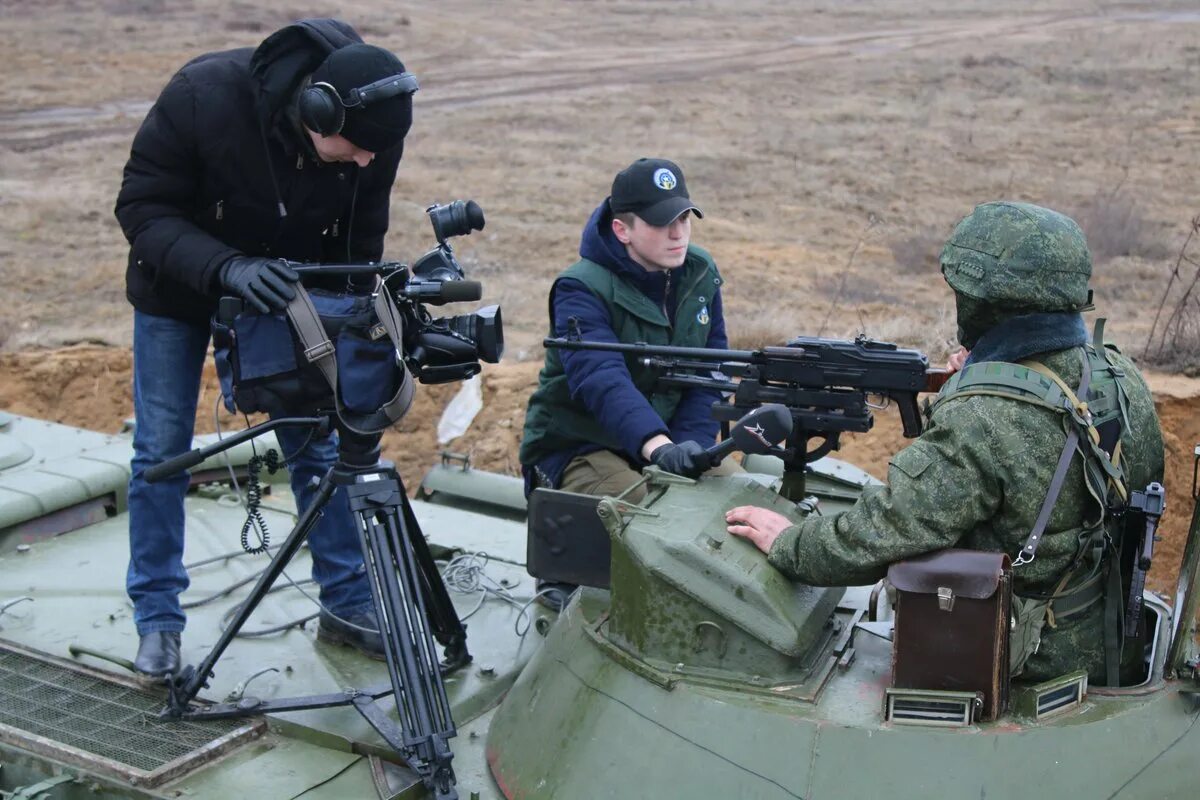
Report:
726,201,1164,685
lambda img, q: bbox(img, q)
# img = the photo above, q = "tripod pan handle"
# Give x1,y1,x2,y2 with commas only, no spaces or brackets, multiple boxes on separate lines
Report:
144,448,209,483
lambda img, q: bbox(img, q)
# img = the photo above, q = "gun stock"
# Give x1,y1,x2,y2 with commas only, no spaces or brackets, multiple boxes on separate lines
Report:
925,368,952,394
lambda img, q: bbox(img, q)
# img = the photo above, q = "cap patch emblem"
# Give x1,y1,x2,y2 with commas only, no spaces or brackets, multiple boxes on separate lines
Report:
653,168,677,191
697,306,710,325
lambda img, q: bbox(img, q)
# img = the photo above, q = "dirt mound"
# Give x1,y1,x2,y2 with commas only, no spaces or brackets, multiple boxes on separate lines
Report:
2,345,1197,593
0,345,538,493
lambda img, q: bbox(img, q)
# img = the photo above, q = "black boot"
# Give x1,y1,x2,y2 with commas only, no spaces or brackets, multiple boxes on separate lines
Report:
134,631,181,680
535,581,577,613
317,607,385,660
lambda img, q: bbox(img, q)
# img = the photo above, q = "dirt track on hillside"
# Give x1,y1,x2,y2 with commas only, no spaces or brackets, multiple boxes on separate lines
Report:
3,0,1200,361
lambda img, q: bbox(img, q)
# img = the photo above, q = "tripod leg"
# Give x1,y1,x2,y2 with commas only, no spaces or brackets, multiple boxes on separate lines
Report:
379,506,459,799
347,472,459,800
355,501,421,737
166,469,338,715
395,476,471,668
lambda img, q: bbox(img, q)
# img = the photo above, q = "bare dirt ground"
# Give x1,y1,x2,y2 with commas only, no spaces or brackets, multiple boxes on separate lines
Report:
2,1,1199,593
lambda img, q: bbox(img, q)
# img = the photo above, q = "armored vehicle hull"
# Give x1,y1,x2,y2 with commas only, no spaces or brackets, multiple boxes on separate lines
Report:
0,411,536,799
487,472,1200,799
1,411,1197,798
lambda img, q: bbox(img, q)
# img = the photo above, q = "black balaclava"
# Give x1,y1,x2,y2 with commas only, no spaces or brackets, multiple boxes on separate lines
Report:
955,293,1016,350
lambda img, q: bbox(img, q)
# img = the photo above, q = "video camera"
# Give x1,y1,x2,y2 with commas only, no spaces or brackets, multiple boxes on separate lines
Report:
369,199,503,384
213,200,503,432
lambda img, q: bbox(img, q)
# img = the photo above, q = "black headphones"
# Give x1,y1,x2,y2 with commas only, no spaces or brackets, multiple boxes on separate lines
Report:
299,72,419,137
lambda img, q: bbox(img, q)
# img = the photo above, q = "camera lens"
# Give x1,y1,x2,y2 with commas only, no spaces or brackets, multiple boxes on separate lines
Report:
440,305,502,363
428,200,486,243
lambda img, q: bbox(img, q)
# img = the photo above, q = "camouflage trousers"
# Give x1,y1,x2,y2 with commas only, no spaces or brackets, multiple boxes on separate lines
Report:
559,449,743,505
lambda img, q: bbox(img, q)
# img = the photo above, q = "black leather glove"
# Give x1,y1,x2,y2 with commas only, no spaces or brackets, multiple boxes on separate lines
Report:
219,256,300,314
649,440,712,479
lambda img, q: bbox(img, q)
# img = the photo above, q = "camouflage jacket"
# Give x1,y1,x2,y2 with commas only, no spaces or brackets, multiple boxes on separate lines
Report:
766,345,1164,682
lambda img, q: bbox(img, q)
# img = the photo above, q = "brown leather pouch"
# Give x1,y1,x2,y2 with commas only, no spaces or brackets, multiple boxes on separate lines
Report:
888,549,1012,720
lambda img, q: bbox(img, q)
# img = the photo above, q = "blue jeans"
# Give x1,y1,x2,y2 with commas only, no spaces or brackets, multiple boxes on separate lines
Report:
126,310,371,635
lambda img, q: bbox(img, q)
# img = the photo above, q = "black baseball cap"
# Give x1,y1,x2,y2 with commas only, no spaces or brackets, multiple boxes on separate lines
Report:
609,158,704,226
311,44,413,153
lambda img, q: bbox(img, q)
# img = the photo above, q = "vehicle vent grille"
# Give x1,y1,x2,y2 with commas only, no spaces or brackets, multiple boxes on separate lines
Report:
884,688,982,727
1037,682,1082,716
1012,670,1088,721
0,640,263,787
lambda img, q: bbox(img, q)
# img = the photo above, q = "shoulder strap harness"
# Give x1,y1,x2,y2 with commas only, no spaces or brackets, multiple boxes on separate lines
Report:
932,320,1131,562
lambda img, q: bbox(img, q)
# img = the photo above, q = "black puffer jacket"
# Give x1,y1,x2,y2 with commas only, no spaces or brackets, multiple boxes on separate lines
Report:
115,19,404,323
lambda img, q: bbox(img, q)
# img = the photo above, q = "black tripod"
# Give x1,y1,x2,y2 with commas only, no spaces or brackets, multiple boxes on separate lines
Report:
145,415,470,800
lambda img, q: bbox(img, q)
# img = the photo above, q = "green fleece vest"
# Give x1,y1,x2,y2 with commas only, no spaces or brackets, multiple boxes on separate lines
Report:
519,245,722,466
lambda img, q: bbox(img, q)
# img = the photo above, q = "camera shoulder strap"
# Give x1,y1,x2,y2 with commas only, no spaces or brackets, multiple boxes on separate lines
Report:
285,287,338,391
370,288,416,426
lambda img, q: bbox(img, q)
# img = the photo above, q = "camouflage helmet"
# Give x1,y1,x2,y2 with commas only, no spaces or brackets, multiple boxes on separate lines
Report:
940,201,1092,312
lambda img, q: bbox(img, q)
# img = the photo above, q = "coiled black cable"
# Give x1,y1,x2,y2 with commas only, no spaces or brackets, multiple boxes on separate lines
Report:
240,449,282,554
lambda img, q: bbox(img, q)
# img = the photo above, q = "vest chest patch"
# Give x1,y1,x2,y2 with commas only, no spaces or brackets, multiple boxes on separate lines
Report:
697,305,710,325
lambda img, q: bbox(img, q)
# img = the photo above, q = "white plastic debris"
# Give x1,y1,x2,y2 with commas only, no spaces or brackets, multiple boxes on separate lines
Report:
437,375,483,444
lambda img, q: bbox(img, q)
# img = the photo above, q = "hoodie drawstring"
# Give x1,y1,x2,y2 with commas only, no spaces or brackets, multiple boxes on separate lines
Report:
345,169,360,263
257,118,288,220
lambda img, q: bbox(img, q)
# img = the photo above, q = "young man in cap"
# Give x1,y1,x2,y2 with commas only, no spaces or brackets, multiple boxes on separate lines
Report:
114,19,416,679
520,157,737,528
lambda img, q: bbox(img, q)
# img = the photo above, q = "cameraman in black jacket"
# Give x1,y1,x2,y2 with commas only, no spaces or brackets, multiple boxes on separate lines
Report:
114,18,413,678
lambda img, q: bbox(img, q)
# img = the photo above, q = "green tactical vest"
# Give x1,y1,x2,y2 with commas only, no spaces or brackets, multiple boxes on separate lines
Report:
929,331,1132,530
519,245,722,467
927,322,1134,677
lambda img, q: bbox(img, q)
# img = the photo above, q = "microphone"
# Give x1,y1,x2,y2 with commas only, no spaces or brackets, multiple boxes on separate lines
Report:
705,437,739,463
705,404,793,462
437,279,483,303
402,278,483,304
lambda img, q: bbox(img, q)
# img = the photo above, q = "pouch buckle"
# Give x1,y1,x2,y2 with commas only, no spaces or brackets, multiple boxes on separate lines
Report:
303,340,335,362
937,586,955,612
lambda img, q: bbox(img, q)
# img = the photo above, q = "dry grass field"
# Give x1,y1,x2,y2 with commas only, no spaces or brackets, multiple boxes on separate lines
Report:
2,0,1200,591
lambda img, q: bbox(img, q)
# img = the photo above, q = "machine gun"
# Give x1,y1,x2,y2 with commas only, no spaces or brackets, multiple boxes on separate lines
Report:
545,325,947,500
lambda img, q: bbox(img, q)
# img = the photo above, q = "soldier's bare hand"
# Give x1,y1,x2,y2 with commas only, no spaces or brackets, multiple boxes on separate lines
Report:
947,348,969,373
725,505,791,554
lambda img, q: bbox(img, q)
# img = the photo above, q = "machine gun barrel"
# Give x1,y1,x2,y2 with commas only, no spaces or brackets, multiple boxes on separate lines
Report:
545,336,943,390
547,337,758,363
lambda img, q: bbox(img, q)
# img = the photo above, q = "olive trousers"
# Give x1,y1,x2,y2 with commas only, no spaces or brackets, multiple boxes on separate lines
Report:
559,449,744,504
